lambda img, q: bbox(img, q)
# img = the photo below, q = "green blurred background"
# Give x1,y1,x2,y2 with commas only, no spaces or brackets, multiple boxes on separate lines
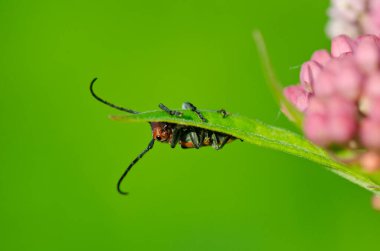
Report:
1,0,380,250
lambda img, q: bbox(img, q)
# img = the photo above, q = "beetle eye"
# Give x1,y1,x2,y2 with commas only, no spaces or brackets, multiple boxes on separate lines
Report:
156,136,161,141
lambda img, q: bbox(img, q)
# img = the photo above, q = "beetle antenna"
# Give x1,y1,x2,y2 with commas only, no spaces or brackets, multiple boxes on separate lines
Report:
117,139,155,195
90,78,139,114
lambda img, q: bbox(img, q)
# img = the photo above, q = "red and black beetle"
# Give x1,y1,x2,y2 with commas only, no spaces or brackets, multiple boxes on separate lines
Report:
90,78,236,194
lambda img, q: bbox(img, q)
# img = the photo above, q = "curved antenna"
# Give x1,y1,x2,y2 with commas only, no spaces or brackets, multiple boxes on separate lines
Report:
117,139,155,195
90,78,139,114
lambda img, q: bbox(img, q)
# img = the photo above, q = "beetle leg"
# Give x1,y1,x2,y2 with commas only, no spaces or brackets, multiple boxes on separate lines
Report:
159,103,183,117
211,133,220,150
211,133,231,150
182,102,207,122
217,109,229,118
198,130,205,144
170,126,182,148
217,135,231,150
189,131,201,149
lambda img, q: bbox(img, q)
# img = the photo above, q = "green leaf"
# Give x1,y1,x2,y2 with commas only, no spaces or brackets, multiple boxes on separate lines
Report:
111,110,380,195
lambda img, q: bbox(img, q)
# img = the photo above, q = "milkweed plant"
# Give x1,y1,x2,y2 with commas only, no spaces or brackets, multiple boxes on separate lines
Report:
283,33,380,210
109,1,380,210
284,0,380,210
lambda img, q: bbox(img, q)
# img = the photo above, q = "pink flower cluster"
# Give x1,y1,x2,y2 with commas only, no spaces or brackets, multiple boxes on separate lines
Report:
284,34,380,171
327,0,380,38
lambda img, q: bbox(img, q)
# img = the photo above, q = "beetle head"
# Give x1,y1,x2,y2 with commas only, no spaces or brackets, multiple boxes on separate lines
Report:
150,122,172,142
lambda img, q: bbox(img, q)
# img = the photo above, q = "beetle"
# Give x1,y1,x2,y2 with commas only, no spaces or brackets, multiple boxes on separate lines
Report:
90,78,236,195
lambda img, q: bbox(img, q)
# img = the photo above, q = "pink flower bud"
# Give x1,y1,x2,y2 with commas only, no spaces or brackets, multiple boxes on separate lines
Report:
334,62,363,100
306,98,327,116
360,118,380,149
369,0,380,27
304,113,331,147
283,85,310,112
360,151,380,173
361,73,380,115
364,72,380,98
372,195,380,211
328,115,357,144
311,50,332,66
327,97,358,144
324,56,345,73
362,15,380,35
355,36,380,72
326,96,357,117
300,61,322,92
313,70,336,97
357,34,380,46
367,98,380,121
331,35,356,57
369,0,380,13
